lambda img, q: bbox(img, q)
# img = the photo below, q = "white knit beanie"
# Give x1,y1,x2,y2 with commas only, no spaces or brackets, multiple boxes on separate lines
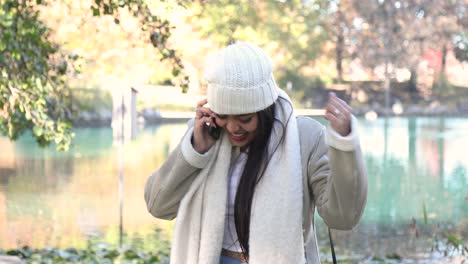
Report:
203,42,279,115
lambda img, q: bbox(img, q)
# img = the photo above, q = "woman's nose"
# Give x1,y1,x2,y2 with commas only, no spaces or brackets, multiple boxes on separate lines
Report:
226,120,240,133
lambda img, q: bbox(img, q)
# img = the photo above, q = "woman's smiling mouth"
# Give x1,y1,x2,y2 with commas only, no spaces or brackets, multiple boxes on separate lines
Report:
229,132,248,142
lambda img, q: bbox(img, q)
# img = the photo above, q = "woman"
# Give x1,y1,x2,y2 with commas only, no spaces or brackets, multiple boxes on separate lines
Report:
144,42,367,264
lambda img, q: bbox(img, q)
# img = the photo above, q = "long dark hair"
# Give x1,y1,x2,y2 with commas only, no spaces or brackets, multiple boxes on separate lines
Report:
234,97,291,258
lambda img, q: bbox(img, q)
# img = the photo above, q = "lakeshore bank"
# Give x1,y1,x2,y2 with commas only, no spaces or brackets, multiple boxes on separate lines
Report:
72,105,468,127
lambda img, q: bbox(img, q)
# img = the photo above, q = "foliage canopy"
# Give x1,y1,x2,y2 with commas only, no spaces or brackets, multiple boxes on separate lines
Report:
0,0,75,150
0,0,188,150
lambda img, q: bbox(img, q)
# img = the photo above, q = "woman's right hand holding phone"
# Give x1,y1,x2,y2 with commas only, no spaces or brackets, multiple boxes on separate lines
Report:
193,98,218,154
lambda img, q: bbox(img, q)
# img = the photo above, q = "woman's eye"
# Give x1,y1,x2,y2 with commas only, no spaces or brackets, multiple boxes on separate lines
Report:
239,117,252,123
217,115,227,119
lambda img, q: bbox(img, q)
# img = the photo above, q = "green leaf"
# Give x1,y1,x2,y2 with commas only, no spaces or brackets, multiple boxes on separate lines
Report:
422,202,428,225
123,249,139,259
172,68,180,77
37,98,46,106
92,7,100,16
45,120,54,127
385,253,402,260
0,17,13,27
25,111,32,120
445,232,463,247
35,78,42,90
33,126,43,136
54,134,63,144
103,4,110,14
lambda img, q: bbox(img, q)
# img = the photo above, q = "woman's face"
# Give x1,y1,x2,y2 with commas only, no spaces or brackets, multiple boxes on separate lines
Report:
214,113,258,151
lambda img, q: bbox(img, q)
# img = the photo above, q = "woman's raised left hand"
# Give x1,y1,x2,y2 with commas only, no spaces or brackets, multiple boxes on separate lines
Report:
324,92,352,136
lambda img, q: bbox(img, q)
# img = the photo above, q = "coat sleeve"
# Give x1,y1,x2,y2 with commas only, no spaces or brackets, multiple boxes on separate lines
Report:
144,123,215,220
307,116,368,230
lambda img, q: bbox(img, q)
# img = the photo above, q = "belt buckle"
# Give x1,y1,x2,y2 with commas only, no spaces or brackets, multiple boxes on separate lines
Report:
222,249,248,263
239,253,248,263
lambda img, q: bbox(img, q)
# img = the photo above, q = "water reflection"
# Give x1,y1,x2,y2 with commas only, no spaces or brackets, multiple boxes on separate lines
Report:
0,117,466,259
341,116,468,259
361,117,467,222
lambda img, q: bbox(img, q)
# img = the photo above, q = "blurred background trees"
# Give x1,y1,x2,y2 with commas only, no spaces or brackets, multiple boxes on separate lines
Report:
1,0,467,149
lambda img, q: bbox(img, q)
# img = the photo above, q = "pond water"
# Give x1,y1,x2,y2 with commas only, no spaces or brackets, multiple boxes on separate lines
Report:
0,117,466,262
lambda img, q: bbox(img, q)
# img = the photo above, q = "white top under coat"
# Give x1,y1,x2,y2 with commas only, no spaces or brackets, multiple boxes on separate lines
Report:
222,151,248,252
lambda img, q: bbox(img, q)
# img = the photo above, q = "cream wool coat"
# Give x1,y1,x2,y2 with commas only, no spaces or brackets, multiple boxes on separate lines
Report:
145,115,367,263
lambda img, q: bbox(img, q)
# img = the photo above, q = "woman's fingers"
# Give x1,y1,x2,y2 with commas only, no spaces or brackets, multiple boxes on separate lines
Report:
192,98,218,154
196,107,216,120
332,94,352,111
326,93,350,116
198,116,216,128
196,98,208,108
324,110,339,124
195,98,216,122
325,92,351,136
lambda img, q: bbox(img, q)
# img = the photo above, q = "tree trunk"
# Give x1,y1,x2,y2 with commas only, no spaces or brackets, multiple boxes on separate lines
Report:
441,42,447,76
435,42,449,99
408,68,418,103
336,32,344,83
336,10,344,83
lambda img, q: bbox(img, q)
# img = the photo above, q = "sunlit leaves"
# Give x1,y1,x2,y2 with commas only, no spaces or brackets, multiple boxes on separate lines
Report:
1,0,190,152
0,0,76,150
92,0,188,92
193,0,330,68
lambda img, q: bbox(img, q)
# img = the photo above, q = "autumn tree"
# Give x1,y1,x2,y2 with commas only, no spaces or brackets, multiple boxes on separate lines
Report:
90,0,189,90
324,0,357,83
350,0,466,100
430,0,465,77
0,0,188,150
191,0,331,102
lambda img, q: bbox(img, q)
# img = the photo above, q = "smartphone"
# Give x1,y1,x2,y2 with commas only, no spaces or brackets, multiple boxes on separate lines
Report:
207,118,221,140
